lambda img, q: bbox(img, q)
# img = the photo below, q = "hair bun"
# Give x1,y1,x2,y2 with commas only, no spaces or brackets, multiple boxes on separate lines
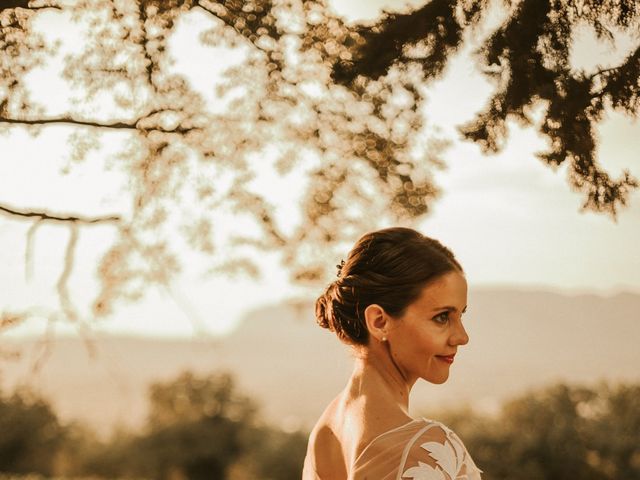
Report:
315,285,335,331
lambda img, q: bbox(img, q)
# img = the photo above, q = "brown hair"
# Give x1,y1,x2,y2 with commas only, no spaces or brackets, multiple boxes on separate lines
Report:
315,227,462,345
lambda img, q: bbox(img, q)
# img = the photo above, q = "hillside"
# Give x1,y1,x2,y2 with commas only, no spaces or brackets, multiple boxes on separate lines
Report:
1,288,638,437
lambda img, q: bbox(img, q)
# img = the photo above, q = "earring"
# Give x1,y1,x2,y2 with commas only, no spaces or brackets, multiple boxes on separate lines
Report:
382,336,387,342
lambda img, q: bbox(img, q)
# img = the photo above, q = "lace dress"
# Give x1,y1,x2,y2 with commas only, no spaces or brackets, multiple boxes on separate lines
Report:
351,418,481,479
305,418,482,480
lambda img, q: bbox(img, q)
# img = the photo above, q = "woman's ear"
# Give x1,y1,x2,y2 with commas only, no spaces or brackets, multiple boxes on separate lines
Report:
364,304,389,342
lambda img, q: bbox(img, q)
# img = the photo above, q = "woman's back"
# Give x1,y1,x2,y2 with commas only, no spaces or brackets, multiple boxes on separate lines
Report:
303,416,346,479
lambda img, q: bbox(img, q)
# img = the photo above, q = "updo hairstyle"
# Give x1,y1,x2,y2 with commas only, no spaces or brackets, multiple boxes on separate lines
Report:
315,227,462,346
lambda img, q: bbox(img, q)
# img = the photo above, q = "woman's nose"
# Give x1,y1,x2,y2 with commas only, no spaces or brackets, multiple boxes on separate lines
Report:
451,320,469,346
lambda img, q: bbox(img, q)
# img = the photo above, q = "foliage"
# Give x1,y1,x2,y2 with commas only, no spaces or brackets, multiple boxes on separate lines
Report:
0,0,443,329
0,387,66,476
237,427,309,480
0,0,638,327
333,0,640,215
146,371,256,427
437,382,640,480
77,371,307,480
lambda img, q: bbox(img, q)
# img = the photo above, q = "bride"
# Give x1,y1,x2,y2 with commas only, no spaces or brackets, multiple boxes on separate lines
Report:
302,227,482,479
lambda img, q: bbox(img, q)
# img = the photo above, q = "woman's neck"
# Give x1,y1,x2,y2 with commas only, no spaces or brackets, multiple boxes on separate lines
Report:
348,348,415,412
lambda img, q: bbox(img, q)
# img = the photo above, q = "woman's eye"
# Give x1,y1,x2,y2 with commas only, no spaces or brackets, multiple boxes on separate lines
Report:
433,312,449,324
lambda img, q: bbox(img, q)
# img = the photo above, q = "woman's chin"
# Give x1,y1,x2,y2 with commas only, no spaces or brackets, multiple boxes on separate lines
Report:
424,373,449,385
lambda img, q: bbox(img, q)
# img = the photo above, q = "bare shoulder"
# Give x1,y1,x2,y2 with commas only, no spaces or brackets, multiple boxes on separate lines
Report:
304,400,348,479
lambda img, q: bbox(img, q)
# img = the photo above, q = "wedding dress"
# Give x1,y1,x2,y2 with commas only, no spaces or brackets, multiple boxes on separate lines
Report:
305,418,482,480
351,418,482,479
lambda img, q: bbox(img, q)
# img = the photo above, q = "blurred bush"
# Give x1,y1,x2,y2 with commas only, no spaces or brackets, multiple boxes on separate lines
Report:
436,383,640,480
0,388,66,476
75,371,307,480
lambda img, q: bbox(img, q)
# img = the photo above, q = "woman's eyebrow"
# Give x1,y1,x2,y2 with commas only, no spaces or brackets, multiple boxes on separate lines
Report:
433,305,467,313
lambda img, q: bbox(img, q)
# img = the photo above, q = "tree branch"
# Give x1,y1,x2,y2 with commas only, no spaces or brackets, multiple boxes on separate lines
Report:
25,219,41,281
1,201,109,354
589,65,622,80
57,223,78,322
136,0,156,89
195,0,278,57
331,0,463,84
0,203,121,224
0,1,62,12
0,203,119,326
0,114,197,134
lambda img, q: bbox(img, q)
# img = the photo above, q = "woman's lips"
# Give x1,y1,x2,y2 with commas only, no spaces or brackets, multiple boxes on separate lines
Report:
436,354,455,364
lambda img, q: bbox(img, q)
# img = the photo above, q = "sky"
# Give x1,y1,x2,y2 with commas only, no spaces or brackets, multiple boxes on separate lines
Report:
1,0,639,339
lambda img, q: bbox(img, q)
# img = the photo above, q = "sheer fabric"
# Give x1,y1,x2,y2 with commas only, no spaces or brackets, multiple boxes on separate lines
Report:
351,419,481,480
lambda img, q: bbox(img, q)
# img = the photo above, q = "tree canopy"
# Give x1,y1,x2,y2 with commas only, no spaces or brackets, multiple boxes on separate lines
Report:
332,0,640,213
1,0,638,328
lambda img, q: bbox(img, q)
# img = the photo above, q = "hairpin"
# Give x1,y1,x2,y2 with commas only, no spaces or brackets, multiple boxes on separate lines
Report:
336,259,345,277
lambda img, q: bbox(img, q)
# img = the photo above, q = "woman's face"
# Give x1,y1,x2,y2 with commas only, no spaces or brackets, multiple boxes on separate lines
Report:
386,270,469,385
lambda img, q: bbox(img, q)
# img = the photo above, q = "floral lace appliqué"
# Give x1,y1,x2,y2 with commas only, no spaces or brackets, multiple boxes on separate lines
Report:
402,461,447,480
402,428,466,480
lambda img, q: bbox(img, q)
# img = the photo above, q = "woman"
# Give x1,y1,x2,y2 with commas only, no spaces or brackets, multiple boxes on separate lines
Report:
302,227,482,479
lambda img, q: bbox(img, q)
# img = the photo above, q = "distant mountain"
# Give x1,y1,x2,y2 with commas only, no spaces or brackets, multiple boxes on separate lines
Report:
1,288,638,437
